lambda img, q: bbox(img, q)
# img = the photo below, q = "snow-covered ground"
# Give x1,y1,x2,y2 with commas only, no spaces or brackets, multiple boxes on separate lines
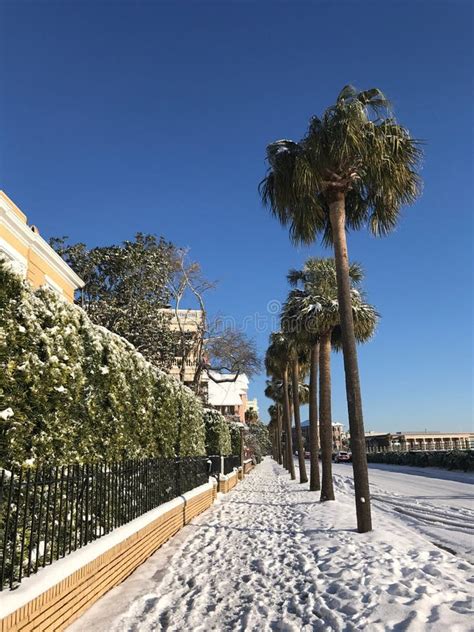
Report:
68,458,473,632
333,462,474,562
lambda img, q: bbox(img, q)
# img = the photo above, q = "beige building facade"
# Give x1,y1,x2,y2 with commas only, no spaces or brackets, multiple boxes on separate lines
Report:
163,308,209,387
295,421,345,453
365,431,472,453
0,191,83,301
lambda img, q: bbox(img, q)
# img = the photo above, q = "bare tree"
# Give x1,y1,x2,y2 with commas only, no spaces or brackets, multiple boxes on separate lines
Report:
167,249,260,395
167,248,215,385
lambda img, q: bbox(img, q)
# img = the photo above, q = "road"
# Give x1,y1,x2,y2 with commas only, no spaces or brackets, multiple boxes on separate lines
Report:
331,462,474,561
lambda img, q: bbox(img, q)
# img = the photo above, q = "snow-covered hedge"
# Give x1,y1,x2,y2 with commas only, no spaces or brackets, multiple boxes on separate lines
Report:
229,421,242,456
203,409,231,456
245,419,271,463
0,259,205,467
367,450,473,472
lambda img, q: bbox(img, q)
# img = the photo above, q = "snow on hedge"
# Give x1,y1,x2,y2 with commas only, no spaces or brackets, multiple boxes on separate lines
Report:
203,409,232,456
0,258,205,466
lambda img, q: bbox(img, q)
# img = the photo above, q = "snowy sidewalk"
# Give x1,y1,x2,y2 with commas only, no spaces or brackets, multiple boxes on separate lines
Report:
69,458,472,632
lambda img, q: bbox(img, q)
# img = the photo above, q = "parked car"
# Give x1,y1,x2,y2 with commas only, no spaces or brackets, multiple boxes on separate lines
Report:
334,451,351,463
304,451,311,459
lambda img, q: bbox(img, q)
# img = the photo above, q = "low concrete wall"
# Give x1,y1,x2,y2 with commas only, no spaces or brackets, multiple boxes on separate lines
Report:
0,482,216,632
243,459,254,475
217,470,239,493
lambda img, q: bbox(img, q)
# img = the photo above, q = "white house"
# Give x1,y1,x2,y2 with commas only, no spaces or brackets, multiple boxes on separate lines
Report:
207,372,249,422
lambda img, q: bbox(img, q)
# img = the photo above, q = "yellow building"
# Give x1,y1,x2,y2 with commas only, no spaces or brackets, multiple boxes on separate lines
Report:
0,191,83,302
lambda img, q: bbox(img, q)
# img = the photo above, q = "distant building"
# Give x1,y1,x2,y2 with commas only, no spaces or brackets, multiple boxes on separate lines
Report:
0,191,84,302
364,431,472,452
207,372,249,423
246,398,259,416
161,308,209,392
294,421,345,452
332,422,344,451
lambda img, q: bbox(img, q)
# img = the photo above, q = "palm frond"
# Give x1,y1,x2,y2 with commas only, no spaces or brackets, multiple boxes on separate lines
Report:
280,257,377,344
259,85,423,246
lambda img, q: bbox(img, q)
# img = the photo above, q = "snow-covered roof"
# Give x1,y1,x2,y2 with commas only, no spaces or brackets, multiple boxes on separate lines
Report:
207,372,249,407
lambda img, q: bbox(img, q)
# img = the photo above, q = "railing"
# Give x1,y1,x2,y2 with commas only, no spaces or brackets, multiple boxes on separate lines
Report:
171,357,197,368
0,457,209,591
223,455,241,474
207,455,241,476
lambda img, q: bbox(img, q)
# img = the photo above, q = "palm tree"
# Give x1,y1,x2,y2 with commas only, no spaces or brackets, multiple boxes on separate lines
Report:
260,86,421,531
308,341,320,491
265,391,283,465
267,405,281,462
283,287,337,500
274,404,283,465
281,305,310,484
285,274,320,492
285,258,378,502
291,348,309,484
265,381,283,466
265,334,296,480
266,337,311,480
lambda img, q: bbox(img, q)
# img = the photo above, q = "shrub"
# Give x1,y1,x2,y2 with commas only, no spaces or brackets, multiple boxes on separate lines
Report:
366,450,473,472
0,258,205,467
203,409,231,455
229,421,242,456
246,419,271,463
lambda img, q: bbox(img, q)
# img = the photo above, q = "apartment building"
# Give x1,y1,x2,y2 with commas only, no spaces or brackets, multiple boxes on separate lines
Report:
294,421,345,452
162,308,209,389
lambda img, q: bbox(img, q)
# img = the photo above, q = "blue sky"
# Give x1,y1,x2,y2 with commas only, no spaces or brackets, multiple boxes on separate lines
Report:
1,1,472,432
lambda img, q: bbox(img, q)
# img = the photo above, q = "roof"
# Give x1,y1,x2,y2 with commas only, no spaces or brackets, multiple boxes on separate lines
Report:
395,431,472,437
207,372,249,407
302,420,344,429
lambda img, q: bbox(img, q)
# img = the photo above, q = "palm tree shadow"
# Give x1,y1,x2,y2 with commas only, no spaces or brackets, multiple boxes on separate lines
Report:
228,500,324,508
191,522,356,536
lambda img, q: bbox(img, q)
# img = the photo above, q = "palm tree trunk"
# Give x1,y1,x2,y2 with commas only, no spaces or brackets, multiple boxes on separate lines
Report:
291,359,308,483
276,404,283,465
319,331,335,501
329,195,371,532
272,425,278,461
283,369,296,479
309,342,320,491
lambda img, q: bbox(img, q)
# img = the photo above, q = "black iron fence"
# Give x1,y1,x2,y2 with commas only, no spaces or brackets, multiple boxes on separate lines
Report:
207,455,241,476
0,457,209,591
223,455,241,474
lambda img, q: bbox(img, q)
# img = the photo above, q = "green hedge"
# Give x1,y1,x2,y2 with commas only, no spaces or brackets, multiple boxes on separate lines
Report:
367,450,473,472
229,422,242,456
246,419,271,463
0,258,205,467
203,409,232,456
